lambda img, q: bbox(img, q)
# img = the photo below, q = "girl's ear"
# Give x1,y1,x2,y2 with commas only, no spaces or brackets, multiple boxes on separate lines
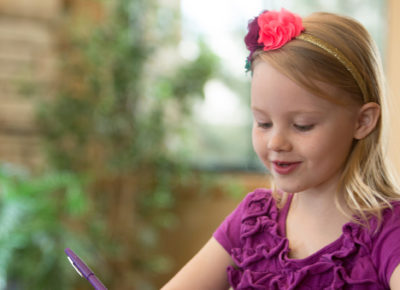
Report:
354,102,381,140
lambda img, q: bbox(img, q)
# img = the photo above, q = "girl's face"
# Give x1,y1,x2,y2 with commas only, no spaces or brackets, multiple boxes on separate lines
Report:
251,61,359,194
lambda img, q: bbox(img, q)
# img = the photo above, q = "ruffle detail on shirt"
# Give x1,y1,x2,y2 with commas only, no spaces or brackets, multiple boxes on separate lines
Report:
227,189,383,290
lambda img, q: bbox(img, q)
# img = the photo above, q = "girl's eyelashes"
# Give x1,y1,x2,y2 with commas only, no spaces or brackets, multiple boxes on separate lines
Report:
256,121,315,131
294,124,315,131
257,122,315,132
257,122,272,129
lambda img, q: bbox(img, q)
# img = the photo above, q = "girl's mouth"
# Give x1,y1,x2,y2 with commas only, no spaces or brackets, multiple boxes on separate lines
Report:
272,161,301,175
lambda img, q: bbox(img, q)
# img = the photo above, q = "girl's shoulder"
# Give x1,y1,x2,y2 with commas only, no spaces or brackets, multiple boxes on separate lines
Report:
218,188,277,225
367,200,400,285
239,187,283,216
239,187,287,208
213,188,286,254
241,187,274,207
232,188,287,224
376,200,400,230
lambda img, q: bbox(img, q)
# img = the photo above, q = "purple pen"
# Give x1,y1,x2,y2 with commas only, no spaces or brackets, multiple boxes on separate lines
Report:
65,248,107,290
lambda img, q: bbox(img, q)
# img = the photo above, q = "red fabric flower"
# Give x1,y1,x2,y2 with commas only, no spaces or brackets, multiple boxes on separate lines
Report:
257,8,304,51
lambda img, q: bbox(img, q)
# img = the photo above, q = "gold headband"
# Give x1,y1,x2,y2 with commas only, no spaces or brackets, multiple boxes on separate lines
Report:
296,33,368,103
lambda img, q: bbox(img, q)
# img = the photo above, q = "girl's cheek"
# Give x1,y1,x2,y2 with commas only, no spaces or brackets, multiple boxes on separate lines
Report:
252,130,268,157
251,127,260,147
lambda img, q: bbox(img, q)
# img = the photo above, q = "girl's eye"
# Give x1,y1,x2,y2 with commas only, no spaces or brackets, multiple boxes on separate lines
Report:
294,124,314,132
257,122,272,129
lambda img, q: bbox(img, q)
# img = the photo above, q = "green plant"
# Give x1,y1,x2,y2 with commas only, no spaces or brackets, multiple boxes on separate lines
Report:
0,164,93,290
35,0,218,288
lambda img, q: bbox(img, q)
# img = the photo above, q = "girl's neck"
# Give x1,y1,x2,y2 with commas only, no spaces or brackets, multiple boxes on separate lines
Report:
291,174,351,218
285,177,352,259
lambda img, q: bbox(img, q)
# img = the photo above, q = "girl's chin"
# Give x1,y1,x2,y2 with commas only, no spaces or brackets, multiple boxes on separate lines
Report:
273,182,307,194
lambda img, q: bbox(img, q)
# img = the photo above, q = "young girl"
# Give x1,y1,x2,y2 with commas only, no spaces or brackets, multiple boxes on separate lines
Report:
162,9,400,289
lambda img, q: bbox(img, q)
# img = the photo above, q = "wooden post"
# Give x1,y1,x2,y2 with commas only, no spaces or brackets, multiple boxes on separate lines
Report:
386,0,400,177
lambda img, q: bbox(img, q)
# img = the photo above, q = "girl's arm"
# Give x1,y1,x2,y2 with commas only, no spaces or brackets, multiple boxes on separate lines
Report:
161,237,234,290
390,264,400,289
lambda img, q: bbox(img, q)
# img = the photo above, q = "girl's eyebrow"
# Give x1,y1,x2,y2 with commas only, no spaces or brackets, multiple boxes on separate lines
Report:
251,107,324,116
287,110,325,117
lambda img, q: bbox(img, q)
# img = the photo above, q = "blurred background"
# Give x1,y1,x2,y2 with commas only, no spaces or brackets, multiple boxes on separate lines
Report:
0,0,399,289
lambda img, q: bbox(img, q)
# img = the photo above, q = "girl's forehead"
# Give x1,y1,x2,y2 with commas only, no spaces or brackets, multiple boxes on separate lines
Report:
251,61,359,113
251,62,312,98
252,64,327,105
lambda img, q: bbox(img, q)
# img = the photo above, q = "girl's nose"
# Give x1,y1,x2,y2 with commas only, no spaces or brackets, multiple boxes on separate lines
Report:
267,130,292,152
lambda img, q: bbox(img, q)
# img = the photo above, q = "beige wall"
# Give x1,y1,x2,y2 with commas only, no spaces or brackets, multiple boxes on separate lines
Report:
0,0,61,169
387,0,400,176
0,0,103,170
0,0,61,19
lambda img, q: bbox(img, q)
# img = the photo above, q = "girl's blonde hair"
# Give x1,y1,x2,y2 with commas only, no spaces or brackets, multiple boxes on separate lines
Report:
251,12,400,222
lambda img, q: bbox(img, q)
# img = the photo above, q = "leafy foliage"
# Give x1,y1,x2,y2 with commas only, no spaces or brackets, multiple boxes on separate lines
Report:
0,164,92,290
31,0,218,288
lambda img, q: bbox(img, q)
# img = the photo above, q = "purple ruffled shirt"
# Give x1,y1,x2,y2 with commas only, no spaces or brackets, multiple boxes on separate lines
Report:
213,188,400,289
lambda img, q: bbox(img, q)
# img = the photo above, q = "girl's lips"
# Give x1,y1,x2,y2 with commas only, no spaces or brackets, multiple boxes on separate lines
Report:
272,161,301,175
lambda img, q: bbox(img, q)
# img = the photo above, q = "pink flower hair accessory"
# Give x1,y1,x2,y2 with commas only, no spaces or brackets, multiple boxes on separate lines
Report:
244,8,304,71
